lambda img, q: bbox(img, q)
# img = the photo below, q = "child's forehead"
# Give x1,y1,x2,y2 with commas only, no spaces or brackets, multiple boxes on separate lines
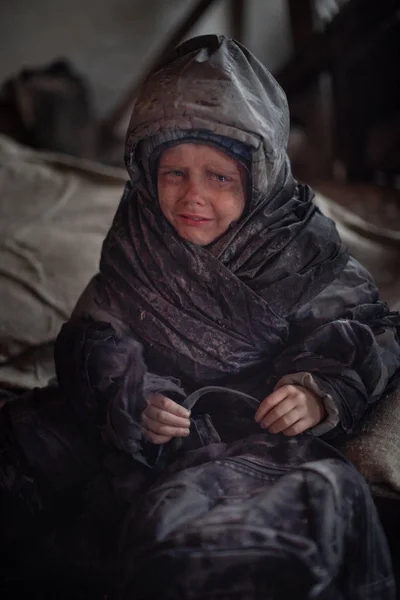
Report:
158,142,243,172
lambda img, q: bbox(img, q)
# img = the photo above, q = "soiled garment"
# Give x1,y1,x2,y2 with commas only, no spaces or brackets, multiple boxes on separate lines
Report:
0,384,396,599
118,429,396,600
55,35,400,461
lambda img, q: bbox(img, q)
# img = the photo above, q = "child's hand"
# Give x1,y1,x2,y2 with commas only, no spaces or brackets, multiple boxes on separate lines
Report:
141,393,191,444
255,384,326,436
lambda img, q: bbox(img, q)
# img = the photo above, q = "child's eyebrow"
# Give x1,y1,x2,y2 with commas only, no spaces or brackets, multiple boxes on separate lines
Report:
158,164,185,169
204,162,240,177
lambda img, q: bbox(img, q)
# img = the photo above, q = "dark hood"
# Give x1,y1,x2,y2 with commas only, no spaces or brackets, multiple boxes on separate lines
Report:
125,34,291,206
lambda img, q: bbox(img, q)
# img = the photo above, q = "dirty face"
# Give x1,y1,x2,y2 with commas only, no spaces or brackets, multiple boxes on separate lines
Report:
157,143,247,246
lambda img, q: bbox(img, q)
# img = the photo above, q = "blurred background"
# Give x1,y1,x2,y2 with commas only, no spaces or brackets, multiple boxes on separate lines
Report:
1,0,398,183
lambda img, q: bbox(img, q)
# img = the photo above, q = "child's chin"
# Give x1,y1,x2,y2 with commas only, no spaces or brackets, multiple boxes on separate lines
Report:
178,229,216,246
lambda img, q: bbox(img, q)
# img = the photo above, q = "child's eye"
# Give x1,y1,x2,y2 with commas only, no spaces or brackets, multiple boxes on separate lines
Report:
160,169,184,179
211,172,230,183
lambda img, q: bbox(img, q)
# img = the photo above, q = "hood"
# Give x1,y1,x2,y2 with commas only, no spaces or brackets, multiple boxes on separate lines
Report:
124,34,291,208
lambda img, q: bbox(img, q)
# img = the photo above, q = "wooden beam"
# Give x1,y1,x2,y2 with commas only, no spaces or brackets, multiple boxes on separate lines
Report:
277,0,398,94
275,33,329,94
287,0,314,51
230,0,245,42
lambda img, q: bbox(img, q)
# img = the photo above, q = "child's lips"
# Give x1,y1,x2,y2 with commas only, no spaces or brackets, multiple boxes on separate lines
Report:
178,214,212,226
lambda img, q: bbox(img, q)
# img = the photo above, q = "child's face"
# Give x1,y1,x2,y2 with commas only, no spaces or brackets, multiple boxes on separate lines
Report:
157,143,246,246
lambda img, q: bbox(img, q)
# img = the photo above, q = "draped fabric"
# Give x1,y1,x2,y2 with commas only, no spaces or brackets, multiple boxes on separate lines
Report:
60,34,400,450
72,35,348,391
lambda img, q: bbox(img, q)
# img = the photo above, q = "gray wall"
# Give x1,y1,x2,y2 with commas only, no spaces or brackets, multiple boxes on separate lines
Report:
245,0,293,72
0,0,293,117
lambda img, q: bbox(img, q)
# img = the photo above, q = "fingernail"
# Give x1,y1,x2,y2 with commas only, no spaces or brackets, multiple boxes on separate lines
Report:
184,430,190,436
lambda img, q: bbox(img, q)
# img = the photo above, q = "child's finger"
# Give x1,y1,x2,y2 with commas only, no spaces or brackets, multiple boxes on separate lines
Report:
144,404,191,428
